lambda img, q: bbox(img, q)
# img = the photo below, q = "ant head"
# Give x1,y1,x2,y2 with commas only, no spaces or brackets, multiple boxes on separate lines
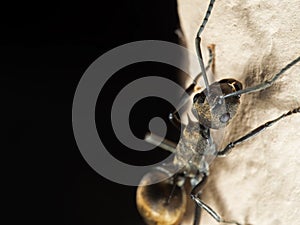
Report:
192,79,242,129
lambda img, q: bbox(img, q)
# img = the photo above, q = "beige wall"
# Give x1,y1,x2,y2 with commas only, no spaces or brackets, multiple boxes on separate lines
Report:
177,0,300,224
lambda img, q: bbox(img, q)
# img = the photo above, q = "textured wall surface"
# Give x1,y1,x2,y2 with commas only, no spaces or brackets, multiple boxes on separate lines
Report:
177,0,300,225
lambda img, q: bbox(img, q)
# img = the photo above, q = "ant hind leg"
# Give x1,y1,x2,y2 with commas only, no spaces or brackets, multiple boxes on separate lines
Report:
190,174,241,225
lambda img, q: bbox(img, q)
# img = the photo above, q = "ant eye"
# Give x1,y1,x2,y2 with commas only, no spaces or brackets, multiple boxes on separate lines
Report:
219,113,230,123
193,93,200,103
233,82,242,91
193,93,205,103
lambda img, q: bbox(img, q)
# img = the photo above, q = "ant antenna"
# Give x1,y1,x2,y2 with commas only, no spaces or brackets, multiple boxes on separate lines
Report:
195,0,216,93
223,56,300,99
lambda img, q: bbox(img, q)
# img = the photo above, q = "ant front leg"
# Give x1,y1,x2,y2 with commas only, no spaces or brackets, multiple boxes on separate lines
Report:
190,174,241,225
169,46,214,130
144,132,177,153
218,107,300,157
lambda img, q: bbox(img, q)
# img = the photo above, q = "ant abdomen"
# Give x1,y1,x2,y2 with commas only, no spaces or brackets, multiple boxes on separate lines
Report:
136,170,187,225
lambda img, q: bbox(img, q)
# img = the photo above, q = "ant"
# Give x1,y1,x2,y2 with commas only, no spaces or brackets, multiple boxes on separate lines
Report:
136,0,300,225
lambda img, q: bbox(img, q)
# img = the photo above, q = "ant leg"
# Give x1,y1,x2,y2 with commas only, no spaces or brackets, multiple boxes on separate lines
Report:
223,56,300,99
191,197,241,225
169,46,214,130
191,174,207,225
166,173,186,204
193,204,202,225
170,0,216,130
144,132,177,153
208,44,216,74
218,107,300,157
191,174,241,225
169,112,183,131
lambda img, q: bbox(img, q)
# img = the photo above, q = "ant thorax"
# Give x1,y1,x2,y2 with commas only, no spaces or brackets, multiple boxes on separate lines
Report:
173,119,217,178
135,0,300,224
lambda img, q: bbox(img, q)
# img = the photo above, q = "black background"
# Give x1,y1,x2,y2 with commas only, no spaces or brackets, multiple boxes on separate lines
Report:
3,1,185,224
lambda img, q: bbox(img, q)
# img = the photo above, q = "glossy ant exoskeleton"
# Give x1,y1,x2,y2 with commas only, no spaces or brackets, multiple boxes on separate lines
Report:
136,1,300,225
